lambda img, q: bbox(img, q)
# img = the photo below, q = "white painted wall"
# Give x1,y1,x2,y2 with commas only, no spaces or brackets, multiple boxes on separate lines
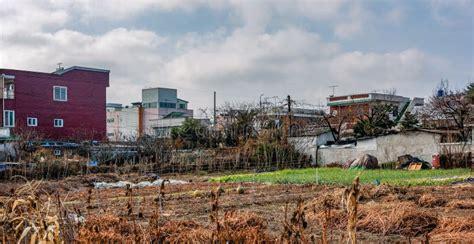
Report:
288,136,317,164
106,107,139,141
318,131,442,165
288,131,334,164
142,107,193,136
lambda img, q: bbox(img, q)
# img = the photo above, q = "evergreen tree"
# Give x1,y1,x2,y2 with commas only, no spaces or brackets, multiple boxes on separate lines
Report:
466,83,474,102
400,112,419,130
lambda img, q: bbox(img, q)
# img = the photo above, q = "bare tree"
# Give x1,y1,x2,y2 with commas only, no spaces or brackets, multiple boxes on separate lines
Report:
322,109,353,142
422,89,473,142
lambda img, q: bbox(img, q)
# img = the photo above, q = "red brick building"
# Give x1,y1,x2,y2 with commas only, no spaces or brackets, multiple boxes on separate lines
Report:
0,66,110,140
327,93,424,128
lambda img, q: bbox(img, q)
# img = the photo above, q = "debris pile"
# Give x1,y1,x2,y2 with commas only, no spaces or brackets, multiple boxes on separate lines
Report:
345,154,379,169
396,154,431,170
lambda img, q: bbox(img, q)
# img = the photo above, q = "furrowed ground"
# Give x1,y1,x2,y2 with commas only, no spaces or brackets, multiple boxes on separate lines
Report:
1,169,473,243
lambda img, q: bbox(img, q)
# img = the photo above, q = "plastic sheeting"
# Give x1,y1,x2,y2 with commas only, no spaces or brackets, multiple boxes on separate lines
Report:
93,179,188,189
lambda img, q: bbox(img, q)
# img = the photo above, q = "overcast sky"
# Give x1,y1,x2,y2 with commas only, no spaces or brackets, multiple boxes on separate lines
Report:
1,0,473,117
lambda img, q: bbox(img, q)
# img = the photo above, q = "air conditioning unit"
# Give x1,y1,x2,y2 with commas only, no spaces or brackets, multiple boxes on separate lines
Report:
0,128,10,138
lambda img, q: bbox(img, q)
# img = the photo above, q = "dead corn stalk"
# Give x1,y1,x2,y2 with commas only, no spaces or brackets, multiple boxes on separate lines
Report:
281,197,309,243
210,191,221,237
346,176,360,244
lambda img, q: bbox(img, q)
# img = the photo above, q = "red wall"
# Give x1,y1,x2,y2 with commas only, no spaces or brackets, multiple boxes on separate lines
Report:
0,68,109,141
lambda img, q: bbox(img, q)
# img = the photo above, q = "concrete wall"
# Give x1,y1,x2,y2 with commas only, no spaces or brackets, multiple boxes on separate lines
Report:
288,131,334,164
142,88,158,104
318,131,442,165
288,137,317,164
106,107,139,141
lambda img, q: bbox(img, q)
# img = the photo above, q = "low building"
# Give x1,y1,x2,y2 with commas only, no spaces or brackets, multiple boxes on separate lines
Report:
106,103,142,141
107,87,194,140
0,66,110,140
215,106,324,136
142,87,193,137
327,92,424,129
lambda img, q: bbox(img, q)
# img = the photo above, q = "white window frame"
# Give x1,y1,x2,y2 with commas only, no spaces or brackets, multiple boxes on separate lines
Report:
3,110,15,127
54,119,64,127
53,86,68,102
27,117,38,127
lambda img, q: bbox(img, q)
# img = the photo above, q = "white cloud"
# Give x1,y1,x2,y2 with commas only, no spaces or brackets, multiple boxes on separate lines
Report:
0,27,166,104
68,0,213,21
0,0,463,112
160,27,442,108
0,0,69,33
334,4,370,39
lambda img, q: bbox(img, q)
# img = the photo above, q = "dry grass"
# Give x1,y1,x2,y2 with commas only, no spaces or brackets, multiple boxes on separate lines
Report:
0,179,61,243
429,217,474,242
358,202,438,237
1,175,473,243
76,210,272,243
280,197,311,243
446,199,474,210
417,194,447,208
75,189,272,243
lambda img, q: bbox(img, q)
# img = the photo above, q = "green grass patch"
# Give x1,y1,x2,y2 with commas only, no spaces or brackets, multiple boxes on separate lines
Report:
211,168,472,186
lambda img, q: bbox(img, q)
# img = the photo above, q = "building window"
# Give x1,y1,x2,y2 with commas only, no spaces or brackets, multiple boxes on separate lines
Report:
143,102,157,108
53,86,67,101
106,118,115,123
3,110,15,127
179,103,186,109
159,102,176,108
27,117,38,127
3,83,14,99
54,119,64,127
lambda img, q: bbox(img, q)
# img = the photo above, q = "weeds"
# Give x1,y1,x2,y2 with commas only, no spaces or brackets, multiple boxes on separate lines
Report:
280,197,310,243
1,175,471,242
0,179,61,243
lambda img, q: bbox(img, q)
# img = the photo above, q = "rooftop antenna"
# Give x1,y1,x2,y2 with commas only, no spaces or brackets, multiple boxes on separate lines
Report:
56,62,64,71
328,85,338,97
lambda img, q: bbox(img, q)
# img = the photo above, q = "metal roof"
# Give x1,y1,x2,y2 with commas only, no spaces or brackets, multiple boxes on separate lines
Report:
52,66,110,75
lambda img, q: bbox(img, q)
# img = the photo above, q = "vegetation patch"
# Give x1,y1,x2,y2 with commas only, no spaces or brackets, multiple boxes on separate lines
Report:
212,168,472,186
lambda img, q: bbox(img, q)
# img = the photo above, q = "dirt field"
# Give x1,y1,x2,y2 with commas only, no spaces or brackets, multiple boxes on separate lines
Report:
1,173,473,243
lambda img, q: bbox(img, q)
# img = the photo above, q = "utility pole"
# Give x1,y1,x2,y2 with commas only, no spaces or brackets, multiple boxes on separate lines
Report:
287,95,291,113
286,95,292,140
213,91,216,126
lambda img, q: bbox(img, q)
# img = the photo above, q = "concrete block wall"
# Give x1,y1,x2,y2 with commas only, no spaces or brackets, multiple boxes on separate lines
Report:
318,131,442,165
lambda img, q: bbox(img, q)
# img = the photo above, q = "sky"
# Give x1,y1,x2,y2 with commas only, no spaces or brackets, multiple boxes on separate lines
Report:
1,0,473,118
